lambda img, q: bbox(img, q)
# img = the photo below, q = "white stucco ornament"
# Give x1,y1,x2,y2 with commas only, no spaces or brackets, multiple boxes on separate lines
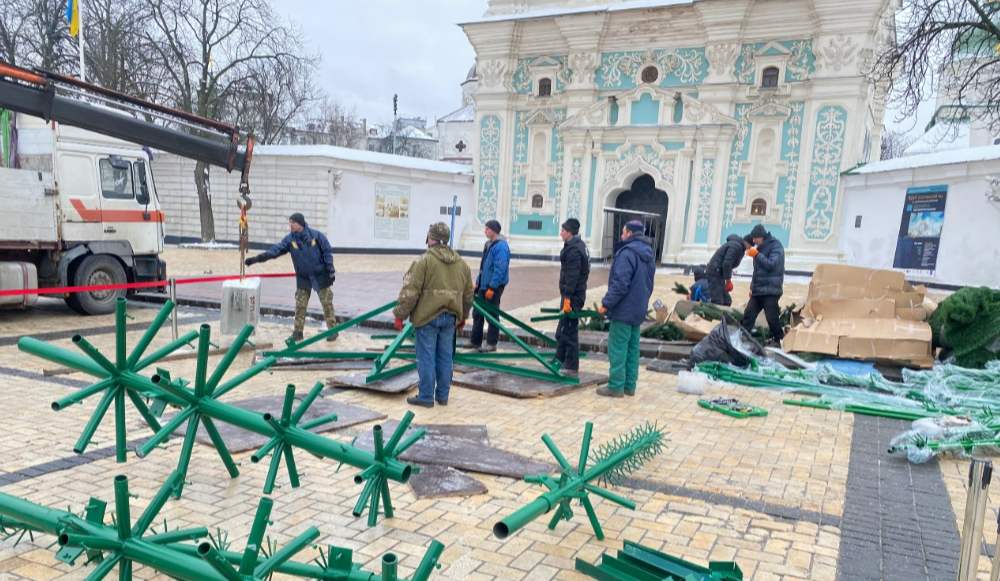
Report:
987,175,1000,202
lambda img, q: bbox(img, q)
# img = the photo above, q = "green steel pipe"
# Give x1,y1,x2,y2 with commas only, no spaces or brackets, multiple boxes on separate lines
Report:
263,442,285,494
194,325,211,398
353,477,378,517
392,428,427,457
134,330,200,372
493,497,553,539
284,446,300,488
580,496,603,541
114,391,127,463
51,378,115,411
71,335,120,377
82,551,122,581
173,413,202,497
269,301,398,355
125,300,175,370
298,413,339,431
115,298,127,369
366,362,418,384
18,337,109,378
452,357,577,385
118,556,132,581
373,425,385,463
144,528,209,545
198,543,244,581
137,407,197,457
584,484,637,510
113,475,132,540
141,373,197,405
125,388,162,433
201,416,240,478
475,306,560,374
240,498,273,575
411,540,445,581
372,324,414,376
383,412,415,457
212,356,276,399
367,476,381,527
74,387,118,454
380,476,395,520
579,423,593,475
251,437,281,463
253,526,320,579
265,414,286,434
60,533,122,552
474,298,556,347
0,490,86,533
354,465,380,484
290,382,325,424
541,435,573,472
381,553,398,581
280,384,296,424
205,324,255,395
133,470,185,536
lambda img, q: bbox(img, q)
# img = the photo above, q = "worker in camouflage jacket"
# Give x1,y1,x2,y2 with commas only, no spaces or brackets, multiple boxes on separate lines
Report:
705,234,751,306
393,222,474,408
555,218,590,375
245,212,337,342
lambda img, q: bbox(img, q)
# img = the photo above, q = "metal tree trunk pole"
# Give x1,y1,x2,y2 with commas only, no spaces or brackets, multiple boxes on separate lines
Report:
958,458,993,581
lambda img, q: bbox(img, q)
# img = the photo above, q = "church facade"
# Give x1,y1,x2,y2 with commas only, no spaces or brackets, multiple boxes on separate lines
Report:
460,0,896,269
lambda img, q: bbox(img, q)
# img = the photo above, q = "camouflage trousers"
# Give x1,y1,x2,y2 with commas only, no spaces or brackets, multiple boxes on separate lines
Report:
294,287,336,333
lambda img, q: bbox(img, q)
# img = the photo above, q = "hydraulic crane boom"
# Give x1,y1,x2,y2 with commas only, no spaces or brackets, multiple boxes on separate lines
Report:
0,60,253,187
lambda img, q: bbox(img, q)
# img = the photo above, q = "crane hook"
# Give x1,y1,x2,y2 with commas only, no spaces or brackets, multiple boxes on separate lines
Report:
236,183,252,212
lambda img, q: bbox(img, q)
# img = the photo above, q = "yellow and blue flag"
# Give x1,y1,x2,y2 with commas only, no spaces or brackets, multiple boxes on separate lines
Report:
66,0,79,37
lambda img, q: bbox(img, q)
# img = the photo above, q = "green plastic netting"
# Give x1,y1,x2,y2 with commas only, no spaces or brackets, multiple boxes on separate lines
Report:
928,286,1000,368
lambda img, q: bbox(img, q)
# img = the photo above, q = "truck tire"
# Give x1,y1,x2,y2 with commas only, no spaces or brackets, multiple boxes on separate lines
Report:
65,255,127,315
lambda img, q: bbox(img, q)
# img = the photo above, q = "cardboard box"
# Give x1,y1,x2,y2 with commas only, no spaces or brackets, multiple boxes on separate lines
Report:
666,300,764,341
783,265,933,367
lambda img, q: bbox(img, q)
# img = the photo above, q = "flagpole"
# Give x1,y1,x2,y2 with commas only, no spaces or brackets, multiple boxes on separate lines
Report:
77,0,86,82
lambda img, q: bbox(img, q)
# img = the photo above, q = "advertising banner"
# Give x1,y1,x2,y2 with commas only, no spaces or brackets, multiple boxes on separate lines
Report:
892,184,947,276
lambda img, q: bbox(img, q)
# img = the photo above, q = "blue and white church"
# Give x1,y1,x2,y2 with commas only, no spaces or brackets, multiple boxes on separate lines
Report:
459,0,896,269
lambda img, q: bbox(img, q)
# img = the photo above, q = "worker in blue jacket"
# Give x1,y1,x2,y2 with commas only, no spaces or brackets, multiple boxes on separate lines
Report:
245,212,338,342
463,219,510,353
598,220,656,398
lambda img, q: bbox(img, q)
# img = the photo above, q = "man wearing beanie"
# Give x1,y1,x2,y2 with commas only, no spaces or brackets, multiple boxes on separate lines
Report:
741,223,786,347
705,234,752,306
463,219,510,353
598,220,655,398
245,212,338,342
393,222,474,408
555,218,589,375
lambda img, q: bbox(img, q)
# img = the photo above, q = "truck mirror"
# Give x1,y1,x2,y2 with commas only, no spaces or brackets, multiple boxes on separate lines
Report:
135,162,150,206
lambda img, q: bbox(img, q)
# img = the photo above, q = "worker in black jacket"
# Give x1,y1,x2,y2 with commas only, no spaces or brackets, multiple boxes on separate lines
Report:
555,218,590,375
741,224,786,347
705,234,751,306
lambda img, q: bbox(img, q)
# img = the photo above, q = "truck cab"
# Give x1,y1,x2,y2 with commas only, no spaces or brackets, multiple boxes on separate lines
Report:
0,113,167,314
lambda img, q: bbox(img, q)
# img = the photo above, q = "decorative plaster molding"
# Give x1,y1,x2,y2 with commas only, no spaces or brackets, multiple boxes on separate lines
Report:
479,60,507,88
817,35,857,72
706,43,738,77
477,115,502,225
987,175,1000,202
804,106,848,241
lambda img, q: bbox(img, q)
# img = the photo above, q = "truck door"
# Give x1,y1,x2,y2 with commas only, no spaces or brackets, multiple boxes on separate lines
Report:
95,155,162,255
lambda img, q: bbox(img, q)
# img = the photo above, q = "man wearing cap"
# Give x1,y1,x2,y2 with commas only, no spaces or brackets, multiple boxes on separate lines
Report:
741,224,786,347
705,234,752,306
245,212,338,342
597,220,656,398
555,218,590,375
463,219,510,353
393,222,474,408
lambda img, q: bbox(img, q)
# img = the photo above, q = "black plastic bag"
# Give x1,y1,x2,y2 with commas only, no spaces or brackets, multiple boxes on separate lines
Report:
690,315,767,367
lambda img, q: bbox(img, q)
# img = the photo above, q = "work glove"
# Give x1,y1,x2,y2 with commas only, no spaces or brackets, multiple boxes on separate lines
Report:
725,280,734,292
244,256,260,267
561,298,572,313
599,305,608,316
473,285,479,294
394,318,404,332
746,248,759,258
485,289,495,300
456,320,466,332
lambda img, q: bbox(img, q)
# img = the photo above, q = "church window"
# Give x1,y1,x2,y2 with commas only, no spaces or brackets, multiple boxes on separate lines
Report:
761,67,780,88
641,66,659,84
455,140,467,152
750,199,768,217
538,78,552,97
531,194,544,209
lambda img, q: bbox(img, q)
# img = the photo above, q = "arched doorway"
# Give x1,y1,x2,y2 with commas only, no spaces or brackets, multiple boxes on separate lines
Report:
608,174,668,261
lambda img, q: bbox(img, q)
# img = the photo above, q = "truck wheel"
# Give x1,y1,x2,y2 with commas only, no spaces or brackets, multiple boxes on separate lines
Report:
65,255,127,315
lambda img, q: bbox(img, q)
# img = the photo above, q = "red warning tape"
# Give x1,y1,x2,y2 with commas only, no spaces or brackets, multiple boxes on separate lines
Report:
0,273,296,298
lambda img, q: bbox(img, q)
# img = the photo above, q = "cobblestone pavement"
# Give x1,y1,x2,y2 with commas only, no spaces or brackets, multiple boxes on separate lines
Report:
0,255,981,581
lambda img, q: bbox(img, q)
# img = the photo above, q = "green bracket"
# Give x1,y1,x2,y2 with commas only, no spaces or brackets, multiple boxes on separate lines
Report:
530,310,601,323
697,398,768,419
577,539,743,581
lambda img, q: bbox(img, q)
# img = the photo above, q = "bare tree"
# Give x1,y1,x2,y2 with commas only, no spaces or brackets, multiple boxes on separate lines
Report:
0,0,75,71
83,0,167,100
880,128,919,160
873,0,1000,132
289,96,367,148
371,123,437,159
223,55,320,145
145,0,315,241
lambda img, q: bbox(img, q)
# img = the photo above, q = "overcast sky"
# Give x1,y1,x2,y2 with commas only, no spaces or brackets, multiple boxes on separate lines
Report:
274,1,931,134
275,0,490,126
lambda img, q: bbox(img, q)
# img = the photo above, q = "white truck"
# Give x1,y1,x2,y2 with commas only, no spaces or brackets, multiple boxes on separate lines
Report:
0,61,253,315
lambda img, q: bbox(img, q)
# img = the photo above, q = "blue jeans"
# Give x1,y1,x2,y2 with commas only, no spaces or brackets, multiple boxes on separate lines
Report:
414,312,456,403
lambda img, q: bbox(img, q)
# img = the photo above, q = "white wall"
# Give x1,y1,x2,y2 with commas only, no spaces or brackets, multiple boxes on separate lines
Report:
839,160,1000,287
153,151,474,251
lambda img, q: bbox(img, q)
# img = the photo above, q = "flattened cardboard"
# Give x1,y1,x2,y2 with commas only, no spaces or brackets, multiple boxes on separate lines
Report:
806,265,926,321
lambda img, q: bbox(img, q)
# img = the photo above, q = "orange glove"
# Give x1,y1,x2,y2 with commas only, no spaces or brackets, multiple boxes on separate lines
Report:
561,298,572,313
456,320,466,332
485,289,495,300
725,280,734,292
599,306,608,315
473,285,479,294
746,248,759,258
394,318,404,332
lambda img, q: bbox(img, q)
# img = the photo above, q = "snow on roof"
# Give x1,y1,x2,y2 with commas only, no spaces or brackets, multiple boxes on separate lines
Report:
903,122,970,156
848,144,1000,175
396,125,436,141
438,104,475,124
256,145,474,175
462,0,699,24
